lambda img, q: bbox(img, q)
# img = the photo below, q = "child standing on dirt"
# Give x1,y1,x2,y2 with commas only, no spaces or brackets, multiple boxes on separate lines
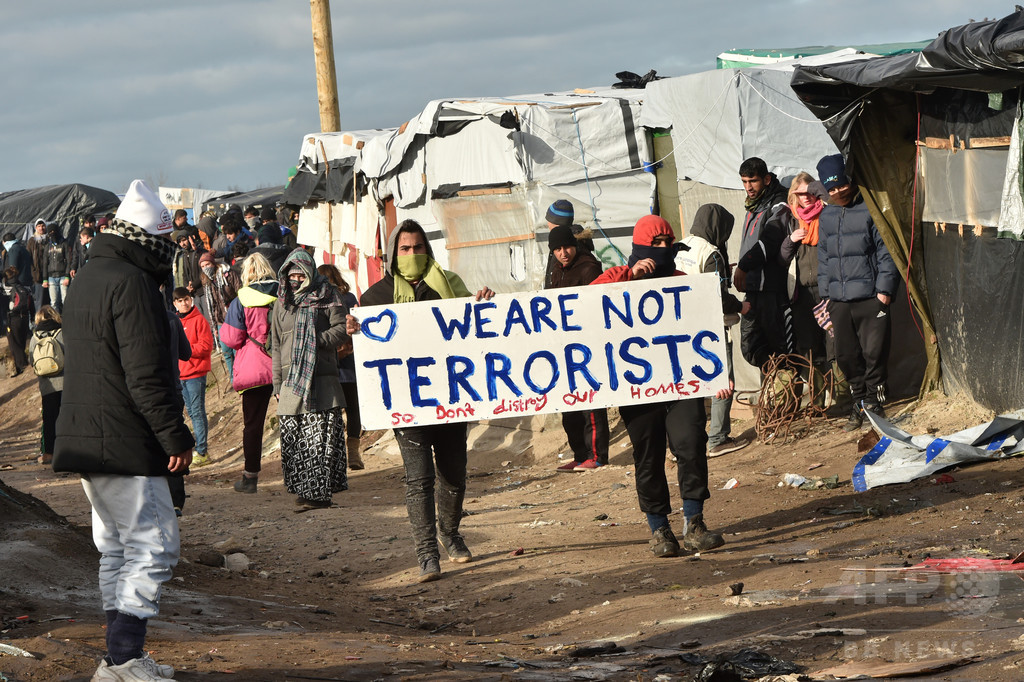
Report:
174,286,214,467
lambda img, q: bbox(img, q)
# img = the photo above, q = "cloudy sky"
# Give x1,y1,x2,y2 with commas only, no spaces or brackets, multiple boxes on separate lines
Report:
0,1,1013,195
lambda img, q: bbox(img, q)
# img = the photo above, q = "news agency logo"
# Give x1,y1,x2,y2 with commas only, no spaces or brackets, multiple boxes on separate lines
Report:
823,567,1000,617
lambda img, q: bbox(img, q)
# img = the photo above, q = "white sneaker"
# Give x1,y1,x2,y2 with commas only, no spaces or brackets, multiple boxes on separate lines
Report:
140,653,174,678
92,655,174,681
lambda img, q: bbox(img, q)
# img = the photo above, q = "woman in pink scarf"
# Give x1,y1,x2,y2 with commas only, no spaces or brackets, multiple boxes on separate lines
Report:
776,172,842,407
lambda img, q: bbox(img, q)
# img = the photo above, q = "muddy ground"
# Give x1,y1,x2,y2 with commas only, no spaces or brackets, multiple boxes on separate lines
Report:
2,350,1024,681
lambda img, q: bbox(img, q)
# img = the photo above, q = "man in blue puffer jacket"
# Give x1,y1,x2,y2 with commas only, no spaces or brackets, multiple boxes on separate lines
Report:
816,154,899,431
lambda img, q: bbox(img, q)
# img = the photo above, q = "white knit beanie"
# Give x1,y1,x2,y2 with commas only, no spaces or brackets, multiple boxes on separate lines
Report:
115,180,173,235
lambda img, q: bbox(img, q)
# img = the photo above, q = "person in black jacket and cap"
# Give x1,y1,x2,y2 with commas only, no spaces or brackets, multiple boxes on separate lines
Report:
815,154,899,430
54,179,193,682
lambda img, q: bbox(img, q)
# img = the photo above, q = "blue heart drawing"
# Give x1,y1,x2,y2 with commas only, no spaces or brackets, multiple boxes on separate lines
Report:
360,309,398,342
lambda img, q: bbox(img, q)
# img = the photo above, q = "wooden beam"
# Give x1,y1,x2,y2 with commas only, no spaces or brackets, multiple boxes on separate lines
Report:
446,233,535,250
309,0,340,132
969,136,1012,148
548,101,603,110
455,187,513,197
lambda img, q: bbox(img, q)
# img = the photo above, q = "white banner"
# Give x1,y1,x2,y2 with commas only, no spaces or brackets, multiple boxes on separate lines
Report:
352,274,728,429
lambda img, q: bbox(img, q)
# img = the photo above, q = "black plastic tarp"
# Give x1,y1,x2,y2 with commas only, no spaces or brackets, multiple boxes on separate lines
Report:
0,183,120,240
792,9,1024,156
202,186,286,215
281,158,361,207
789,8,1024,410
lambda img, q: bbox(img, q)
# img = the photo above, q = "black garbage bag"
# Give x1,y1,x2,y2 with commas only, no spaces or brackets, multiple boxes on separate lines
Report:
693,648,800,681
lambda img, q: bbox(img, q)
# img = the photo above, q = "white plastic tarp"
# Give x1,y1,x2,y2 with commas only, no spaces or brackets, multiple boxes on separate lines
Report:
642,68,840,190
516,99,649,185
852,411,1024,491
297,129,394,173
998,104,1024,239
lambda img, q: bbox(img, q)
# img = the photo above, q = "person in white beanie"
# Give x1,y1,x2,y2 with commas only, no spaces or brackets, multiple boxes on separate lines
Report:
54,179,193,682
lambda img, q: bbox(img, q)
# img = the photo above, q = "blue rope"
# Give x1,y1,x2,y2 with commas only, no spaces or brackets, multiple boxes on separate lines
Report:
572,108,626,265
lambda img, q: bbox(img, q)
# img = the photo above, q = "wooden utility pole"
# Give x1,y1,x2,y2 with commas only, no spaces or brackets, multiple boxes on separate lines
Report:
310,0,341,132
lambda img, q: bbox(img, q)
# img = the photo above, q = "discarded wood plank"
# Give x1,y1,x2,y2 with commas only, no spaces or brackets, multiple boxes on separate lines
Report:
814,655,980,678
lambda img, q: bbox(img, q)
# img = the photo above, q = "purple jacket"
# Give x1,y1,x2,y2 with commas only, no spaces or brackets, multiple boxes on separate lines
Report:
219,280,278,392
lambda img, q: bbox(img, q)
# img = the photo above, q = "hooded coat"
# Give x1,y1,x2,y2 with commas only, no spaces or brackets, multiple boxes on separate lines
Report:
53,232,195,475
679,204,742,315
271,251,348,415
359,223,471,307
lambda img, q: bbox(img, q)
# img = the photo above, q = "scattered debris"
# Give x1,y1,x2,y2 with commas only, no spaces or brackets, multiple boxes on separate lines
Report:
728,582,744,596
569,641,624,658
720,477,739,490
509,547,524,557
853,411,1024,491
693,648,800,680
0,643,35,658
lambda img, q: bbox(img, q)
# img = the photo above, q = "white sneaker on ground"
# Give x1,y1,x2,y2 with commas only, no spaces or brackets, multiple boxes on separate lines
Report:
92,655,174,681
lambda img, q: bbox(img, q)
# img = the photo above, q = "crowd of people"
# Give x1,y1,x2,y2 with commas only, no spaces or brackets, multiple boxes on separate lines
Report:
0,152,896,680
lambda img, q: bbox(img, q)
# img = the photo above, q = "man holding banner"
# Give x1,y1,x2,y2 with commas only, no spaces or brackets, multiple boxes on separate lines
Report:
592,215,731,558
351,219,494,583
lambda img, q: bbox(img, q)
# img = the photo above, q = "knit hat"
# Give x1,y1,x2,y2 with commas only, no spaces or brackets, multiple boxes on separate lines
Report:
548,224,577,251
199,250,216,267
816,154,849,192
96,217,109,228
631,214,674,247
260,206,277,222
171,228,191,244
115,180,173,235
545,200,574,227
257,224,282,245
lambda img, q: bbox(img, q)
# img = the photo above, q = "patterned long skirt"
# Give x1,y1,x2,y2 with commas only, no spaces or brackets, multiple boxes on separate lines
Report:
280,407,347,503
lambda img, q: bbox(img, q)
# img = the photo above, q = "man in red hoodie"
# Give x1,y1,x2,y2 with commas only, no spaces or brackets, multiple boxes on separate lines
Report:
173,286,214,467
591,215,732,558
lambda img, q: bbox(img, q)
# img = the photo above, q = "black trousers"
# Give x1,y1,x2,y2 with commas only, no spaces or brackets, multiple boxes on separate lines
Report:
394,423,468,561
561,407,609,464
41,390,62,454
341,381,361,438
829,297,890,406
740,290,792,370
7,312,29,371
619,398,708,517
241,384,274,473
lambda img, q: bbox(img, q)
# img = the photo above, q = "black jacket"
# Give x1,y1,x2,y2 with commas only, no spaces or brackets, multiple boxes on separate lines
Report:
2,240,34,287
737,176,789,293
54,233,195,475
42,239,70,279
817,193,899,302
547,250,603,289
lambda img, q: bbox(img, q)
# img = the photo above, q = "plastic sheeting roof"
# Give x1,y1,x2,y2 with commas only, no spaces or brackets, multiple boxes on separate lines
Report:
0,183,120,238
791,9,1024,155
641,63,847,190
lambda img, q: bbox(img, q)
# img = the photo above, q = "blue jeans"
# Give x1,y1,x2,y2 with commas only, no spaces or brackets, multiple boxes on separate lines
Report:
708,337,735,447
180,376,208,454
219,338,235,384
81,474,179,619
47,276,67,312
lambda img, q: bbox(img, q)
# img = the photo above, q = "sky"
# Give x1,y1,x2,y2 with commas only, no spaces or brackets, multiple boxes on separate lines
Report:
0,1,1015,195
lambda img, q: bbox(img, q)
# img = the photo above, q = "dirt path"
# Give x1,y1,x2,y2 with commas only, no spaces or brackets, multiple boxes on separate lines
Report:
2,358,1023,681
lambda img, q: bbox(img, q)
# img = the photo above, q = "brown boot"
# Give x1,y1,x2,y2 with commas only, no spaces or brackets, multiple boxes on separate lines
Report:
347,437,364,470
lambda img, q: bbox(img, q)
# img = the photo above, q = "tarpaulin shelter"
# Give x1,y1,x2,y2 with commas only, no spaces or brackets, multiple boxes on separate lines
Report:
792,8,1024,412
640,53,926,396
0,183,120,240
202,185,286,216
716,42,929,70
287,88,654,295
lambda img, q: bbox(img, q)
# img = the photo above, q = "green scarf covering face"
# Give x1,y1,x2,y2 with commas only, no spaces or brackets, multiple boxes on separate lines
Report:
396,254,429,280
392,254,471,303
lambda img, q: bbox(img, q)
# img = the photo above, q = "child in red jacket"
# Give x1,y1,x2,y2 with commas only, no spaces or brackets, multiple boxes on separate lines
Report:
173,286,214,466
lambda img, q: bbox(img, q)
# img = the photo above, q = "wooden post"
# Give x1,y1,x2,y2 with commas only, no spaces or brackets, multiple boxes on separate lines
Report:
310,0,341,132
